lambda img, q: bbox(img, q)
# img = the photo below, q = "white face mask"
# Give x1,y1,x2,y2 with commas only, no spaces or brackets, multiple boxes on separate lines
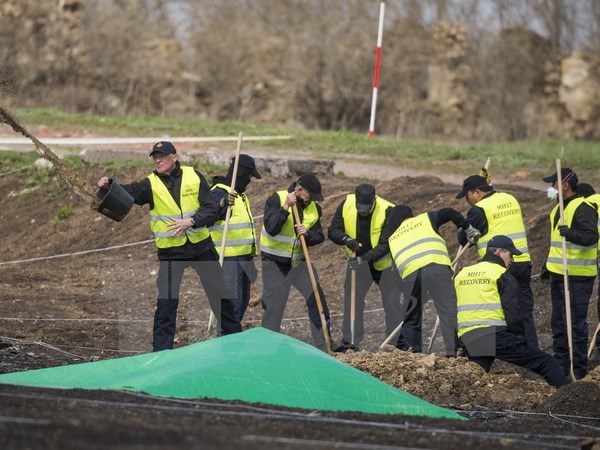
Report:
547,186,559,201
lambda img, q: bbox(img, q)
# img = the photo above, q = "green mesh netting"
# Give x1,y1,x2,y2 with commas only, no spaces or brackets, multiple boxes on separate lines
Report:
0,327,464,420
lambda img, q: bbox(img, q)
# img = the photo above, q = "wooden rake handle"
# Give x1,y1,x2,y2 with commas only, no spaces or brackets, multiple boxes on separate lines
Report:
291,203,331,353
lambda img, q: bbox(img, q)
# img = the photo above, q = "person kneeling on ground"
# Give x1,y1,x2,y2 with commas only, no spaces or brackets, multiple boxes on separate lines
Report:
455,235,570,388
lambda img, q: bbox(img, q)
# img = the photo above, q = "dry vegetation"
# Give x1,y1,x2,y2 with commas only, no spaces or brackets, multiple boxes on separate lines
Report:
1,0,600,140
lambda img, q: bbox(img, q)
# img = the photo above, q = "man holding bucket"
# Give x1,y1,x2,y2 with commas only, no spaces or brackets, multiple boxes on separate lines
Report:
97,141,241,351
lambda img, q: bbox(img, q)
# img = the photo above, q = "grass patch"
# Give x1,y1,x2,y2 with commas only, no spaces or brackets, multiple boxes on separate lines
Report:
8,109,600,187
52,204,73,227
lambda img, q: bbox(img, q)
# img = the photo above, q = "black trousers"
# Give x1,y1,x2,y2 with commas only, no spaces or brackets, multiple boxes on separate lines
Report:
339,264,402,348
508,261,538,347
550,277,595,379
463,328,569,388
153,248,241,351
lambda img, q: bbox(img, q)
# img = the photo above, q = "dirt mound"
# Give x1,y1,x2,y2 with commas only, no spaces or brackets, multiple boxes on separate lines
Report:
336,349,554,410
541,381,600,416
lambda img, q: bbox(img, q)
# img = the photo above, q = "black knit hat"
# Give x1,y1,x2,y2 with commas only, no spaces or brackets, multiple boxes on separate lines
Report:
298,173,324,202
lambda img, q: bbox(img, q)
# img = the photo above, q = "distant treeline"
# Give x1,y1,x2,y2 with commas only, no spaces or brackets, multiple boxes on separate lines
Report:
1,0,599,141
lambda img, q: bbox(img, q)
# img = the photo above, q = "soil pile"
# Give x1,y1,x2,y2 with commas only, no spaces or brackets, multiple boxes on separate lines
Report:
336,349,555,410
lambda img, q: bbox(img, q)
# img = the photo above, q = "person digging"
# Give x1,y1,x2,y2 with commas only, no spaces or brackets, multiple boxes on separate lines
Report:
455,235,570,388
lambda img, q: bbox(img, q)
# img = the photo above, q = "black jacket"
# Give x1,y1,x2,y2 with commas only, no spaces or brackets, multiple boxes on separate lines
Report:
122,162,219,260
482,253,525,336
261,182,325,265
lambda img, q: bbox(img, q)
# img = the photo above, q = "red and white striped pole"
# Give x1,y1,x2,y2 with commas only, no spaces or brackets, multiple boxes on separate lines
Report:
368,2,385,138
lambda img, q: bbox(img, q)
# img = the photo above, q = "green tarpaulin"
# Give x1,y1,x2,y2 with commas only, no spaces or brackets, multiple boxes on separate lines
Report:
0,327,464,420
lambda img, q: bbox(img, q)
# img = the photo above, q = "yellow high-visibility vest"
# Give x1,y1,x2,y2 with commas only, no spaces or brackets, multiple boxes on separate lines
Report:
475,192,531,262
260,190,319,262
546,197,598,276
209,183,257,257
342,194,394,271
148,166,209,249
455,261,507,338
388,212,451,279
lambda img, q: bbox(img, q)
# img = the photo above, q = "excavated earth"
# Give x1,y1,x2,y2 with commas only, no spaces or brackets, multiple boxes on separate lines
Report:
1,150,600,449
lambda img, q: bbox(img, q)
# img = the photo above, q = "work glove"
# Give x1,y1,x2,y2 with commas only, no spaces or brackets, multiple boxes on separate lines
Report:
348,256,363,271
539,265,551,284
344,237,361,253
219,192,237,208
558,225,571,238
464,224,481,244
479,167,492,184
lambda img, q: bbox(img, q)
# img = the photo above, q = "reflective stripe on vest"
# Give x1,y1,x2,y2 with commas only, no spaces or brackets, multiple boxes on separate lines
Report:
260,190,319,261
342,194,394,271
209,183,257,257
546,197,598,276
388,212,451,279
148,166,209,249
474,192,531,262
455,261,507,338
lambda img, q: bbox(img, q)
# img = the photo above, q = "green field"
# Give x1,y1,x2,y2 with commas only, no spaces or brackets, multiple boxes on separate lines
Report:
3,108,600,187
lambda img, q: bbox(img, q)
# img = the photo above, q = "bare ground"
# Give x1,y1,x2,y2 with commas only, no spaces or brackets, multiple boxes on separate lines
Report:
1,150,600,449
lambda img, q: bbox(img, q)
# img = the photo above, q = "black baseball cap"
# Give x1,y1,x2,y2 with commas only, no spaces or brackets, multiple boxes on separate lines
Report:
542,168,578,185
150,141,177,156
355,183,376,213
236,154,261,179
488,235,523,255
456,175,489,199
298,173,324,202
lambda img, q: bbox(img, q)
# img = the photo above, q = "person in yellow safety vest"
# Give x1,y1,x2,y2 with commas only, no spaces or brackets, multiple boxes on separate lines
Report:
210,154,261,325
567,182,600,357
384,204,480,356
260,173,331,351
455,235,569,388
456,173,539,348
97,141,241,351
543,168,598,379
327,184,402,352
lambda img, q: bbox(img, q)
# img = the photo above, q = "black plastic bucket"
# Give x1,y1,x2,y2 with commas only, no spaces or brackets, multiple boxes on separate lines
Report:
95,178,134,222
